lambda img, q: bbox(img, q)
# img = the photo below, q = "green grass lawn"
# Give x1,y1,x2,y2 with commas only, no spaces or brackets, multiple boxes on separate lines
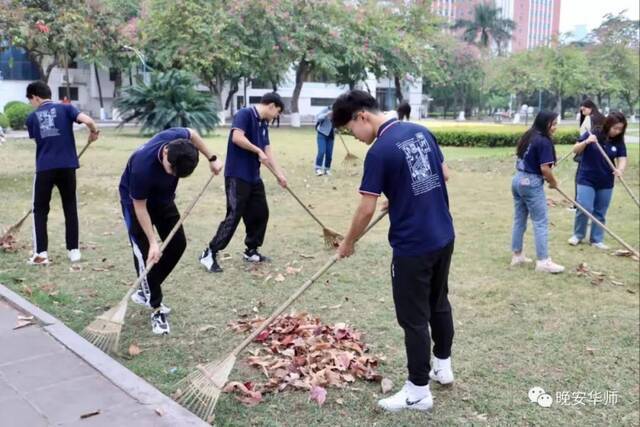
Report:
0,126,638,426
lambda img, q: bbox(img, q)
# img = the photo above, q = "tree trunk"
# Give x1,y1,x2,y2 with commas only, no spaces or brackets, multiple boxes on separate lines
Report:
556,93,562,116
394,75,404,103
113,69,122,98
63,55,71,99
94,64,104,109
291,58,310,114
224,78,239,111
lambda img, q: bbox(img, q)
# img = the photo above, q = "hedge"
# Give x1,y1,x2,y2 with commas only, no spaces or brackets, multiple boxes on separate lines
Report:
3,100,27,114
432,128,580,147
0,113,9,129
5,102,33,130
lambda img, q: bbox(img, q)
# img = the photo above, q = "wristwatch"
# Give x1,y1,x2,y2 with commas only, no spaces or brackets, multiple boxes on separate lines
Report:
209,154,217,162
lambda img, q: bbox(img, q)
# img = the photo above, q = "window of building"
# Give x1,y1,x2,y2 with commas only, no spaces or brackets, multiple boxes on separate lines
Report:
0,46,40,81
58,86,79,101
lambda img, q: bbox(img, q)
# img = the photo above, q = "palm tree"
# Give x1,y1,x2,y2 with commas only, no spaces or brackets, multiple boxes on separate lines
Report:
453,4,516,55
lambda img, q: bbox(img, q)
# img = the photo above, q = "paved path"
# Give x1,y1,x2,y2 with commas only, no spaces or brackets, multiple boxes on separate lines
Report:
0,285,207,427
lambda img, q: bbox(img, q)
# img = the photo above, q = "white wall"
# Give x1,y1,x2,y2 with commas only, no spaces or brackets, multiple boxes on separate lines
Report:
0,80,30,112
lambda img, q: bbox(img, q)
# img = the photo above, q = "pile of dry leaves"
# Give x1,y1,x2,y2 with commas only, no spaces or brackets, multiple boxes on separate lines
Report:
575,263,632,292
225,312,384,406
0,233,20,252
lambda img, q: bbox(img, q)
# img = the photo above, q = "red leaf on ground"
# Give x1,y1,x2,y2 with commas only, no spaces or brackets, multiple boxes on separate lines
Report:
255,330,270,342
309,385,327,406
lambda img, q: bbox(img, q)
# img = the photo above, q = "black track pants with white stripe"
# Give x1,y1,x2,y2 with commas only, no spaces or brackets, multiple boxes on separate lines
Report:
32,168,79,253
121,201,186,309
208,177,269,253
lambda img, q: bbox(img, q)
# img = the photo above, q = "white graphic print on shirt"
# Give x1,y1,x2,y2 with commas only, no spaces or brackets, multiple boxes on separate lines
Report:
36,107,60,138
396,132,441,196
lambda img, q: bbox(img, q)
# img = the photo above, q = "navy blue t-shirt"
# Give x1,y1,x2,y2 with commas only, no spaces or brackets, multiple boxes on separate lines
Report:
516,134,556,175
225,106,270,183
26,101,80,172
359,119,455,257
119,128,191,207
576,131,627,190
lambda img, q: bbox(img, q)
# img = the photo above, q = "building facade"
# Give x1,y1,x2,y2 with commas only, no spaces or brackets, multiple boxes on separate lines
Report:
431,0,561,52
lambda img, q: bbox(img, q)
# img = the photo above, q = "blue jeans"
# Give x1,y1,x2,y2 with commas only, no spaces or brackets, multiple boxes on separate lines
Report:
315,132,334,171
573,184,613,244
511,172,549,260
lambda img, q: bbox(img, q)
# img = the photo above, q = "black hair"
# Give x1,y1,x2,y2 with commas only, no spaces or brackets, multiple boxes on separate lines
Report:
166,139,199,178
516,111,558,159
260,92,284,112
579,99,605,130
602,112,627,144
331,90,380,128
26,81,52,100
397,101,411,121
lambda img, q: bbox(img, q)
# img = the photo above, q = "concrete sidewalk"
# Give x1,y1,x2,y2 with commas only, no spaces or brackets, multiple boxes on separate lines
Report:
0,284,207,427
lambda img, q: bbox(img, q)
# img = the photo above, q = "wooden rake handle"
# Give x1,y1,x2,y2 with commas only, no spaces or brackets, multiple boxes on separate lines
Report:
554,186,639,259
262,162,329,230
592,140,640,207
230,210,389,357
121,173,217,301
555,149,575,167
337,132,353,155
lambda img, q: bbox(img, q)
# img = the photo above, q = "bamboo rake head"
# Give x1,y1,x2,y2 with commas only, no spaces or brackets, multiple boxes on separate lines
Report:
323,227,344,249
175,354,237,423
80,296,129,354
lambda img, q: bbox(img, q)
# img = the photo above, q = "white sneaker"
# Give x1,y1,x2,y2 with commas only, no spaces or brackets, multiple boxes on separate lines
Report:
68,248,82,262
27,251,49,266
535,258,565,274
324,169,332,176
510,253,533,266
567,236,581,246
315,169,324,176
591,242,609,250
377,381,433,412
151,310,170,335
429,357,454,385
130,289,171,314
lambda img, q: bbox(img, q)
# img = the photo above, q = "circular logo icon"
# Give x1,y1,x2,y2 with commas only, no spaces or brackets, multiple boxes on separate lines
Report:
529,387,545,403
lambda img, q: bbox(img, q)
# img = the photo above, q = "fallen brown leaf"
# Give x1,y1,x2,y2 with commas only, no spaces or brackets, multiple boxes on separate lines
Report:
14,319,35,330
309,385,327,406
128,343,142,357
381,378,393,393
274,273,285,282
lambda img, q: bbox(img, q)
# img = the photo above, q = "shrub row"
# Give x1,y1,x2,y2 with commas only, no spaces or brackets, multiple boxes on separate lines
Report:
432,128,580,147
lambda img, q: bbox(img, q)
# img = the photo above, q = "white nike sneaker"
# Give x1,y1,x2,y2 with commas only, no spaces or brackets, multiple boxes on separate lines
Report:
68,248,82,262
27,251,49,266
535,258,565,274
429,357,454,385
567,236,581,246
591,242,609,250
377,381,433,412
510,253,533,266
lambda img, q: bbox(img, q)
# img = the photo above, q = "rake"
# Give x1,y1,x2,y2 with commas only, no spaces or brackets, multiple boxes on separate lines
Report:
592,140,640,208
0,136,96,247
81,173,217,354
175,210,388,422
338,132,359,163
555,186,639,259
263,162,343,248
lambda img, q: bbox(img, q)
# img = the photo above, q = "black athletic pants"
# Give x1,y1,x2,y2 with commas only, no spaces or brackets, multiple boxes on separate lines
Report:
32,168,79,253
122,201,186,309
208,177,269,253
391,240,455,386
